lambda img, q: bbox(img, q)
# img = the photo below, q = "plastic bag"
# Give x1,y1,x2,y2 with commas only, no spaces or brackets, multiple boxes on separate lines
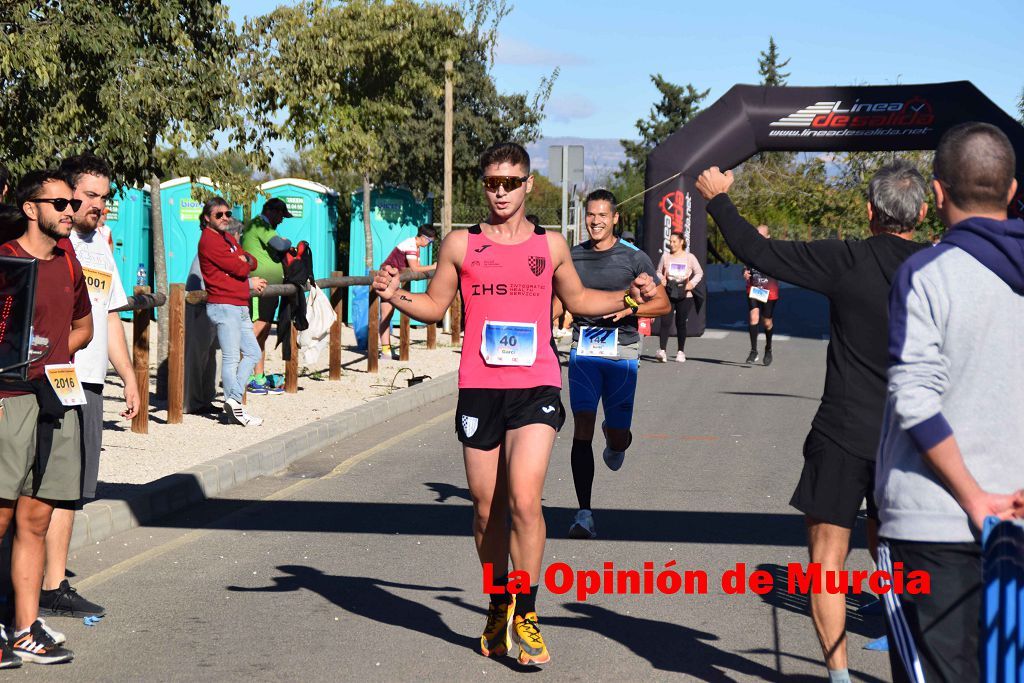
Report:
297,284,337,365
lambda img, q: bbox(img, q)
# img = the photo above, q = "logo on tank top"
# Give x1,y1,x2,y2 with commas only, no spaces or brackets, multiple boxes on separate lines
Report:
527,256,546,276
461,415,479,437
474,244,492,253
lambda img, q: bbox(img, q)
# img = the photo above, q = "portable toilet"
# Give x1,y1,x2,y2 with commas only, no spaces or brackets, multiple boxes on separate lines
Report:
160,177,243,286
348,187,433,345
252,179,339,281
105,184,151,316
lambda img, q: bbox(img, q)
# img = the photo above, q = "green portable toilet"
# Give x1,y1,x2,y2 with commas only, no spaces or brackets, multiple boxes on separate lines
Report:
105,184,151,317
348,187,433,344
252,179,338,281
160,177,243,286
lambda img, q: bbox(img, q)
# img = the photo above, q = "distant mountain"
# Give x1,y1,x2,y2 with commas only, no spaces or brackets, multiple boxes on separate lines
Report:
526,137,630,188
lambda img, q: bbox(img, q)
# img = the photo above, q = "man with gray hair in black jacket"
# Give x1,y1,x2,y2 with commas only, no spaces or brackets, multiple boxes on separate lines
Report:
696,160,930,683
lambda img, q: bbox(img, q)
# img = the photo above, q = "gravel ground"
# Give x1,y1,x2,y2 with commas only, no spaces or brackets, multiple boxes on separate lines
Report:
97,321,461,488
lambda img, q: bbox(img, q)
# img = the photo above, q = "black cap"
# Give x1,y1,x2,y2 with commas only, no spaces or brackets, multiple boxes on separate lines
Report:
620,231,636,242
263,197,293,218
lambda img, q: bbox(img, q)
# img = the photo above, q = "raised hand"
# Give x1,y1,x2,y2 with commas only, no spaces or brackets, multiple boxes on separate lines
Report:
695,166,735,200
373,265,401,302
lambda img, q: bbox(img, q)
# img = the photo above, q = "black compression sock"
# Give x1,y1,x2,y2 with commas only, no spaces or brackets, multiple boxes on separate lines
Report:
748,324,759,350
515,585,539,616
765,327,774,350
570,439,595,511
489,574,510,606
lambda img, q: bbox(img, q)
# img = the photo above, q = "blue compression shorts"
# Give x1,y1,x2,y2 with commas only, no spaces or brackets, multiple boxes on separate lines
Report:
567,348,639,430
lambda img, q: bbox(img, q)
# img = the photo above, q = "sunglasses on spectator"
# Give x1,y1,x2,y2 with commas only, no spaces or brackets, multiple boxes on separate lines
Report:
213,210,232,219
482,176,529,192
31,198,82,212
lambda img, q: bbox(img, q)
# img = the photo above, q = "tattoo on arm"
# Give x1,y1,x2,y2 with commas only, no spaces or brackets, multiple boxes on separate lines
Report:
399,295,413,302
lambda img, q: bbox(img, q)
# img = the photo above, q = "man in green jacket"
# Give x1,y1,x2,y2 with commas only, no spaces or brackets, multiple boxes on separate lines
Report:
241,197,292,394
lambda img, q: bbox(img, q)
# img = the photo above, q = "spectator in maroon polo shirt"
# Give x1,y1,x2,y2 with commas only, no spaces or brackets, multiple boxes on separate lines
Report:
377,224,436,359
197,197,267,427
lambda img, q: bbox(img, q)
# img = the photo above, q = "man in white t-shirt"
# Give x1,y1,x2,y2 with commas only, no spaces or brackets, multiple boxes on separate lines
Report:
38,155,139,619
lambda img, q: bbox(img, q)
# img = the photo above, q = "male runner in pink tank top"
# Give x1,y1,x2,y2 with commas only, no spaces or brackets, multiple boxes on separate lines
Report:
374,142,658,667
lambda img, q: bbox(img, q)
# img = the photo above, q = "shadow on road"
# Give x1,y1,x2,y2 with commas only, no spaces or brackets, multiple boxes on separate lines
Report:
227,565,468,649
719,391,819,401
424,482,472,503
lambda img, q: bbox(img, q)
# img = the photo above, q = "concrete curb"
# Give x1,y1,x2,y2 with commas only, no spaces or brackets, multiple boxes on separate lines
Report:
70,370,459,551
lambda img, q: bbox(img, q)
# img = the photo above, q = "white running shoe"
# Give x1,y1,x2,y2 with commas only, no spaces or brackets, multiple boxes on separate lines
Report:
224,399,262,427
568,509,596,539
37,619,64,646
676,351,686,363
656,349,667,363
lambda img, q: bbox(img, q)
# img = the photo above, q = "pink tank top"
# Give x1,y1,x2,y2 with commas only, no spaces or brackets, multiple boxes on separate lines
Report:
458,224,561,389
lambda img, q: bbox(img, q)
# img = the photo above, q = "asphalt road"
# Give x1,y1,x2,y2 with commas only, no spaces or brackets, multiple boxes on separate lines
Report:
22,288,892,682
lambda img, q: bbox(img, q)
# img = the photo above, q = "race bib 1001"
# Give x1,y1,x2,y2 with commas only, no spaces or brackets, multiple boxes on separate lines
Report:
749,286,770,303
44,364,87,406
81,266,113,307
481,321,537,366
577,326,619,357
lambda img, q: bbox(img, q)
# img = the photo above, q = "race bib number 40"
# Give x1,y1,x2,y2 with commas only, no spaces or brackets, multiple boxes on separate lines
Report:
82,266,113,307
749,286,770,303
481,321,537,366
577,326,619,357
44,364,87,406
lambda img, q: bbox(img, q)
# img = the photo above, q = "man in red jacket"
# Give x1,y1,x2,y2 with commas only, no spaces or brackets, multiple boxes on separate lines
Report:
197,197,267,427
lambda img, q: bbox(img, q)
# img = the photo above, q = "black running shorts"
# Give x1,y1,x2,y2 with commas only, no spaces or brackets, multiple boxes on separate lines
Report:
455,386,565,451
789,428,877,528
747,297,777,318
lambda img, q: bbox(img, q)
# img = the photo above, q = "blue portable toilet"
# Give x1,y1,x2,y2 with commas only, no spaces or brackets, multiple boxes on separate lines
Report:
105,184,152,317
160,177,243,286
252,179,339,281
348,187,433,344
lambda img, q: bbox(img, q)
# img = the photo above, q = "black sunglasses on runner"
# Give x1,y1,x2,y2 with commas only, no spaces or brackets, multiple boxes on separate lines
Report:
213,210,232,219
482,175,529,192
31,198,83,212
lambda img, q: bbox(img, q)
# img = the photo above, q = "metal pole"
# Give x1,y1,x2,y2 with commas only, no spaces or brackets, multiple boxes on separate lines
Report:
561,146,569,239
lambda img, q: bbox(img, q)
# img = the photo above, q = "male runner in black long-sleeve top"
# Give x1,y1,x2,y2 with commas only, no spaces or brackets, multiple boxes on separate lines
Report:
696,162,929,683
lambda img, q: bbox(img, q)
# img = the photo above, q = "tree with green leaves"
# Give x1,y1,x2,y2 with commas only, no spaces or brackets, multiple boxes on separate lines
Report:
620,75,710,173
607,75,709,233
244,0,464,272
1,0,272,380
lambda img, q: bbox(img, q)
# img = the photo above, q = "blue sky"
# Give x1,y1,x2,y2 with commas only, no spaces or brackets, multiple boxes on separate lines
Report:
229,0,1022,141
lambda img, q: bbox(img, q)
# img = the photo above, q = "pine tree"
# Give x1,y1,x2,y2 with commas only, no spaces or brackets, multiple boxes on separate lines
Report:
758,37,790,87
619,75,709,173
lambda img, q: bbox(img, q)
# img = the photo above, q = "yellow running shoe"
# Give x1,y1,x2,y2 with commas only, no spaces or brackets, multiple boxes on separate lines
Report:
479,595,515,657
511,612,550,666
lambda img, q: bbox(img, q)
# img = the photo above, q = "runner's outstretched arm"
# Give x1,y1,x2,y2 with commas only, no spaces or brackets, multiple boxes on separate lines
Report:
373,230,464,323
548,233,661,316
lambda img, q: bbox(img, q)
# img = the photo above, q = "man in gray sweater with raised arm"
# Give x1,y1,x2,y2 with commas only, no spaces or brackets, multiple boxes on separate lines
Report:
876,122,1024,683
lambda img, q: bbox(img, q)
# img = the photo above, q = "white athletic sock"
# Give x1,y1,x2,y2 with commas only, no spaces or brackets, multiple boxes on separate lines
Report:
827,669,851,683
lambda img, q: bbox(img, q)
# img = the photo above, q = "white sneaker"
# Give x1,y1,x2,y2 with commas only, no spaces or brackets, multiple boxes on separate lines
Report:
568,509,596,539
241,410,263,427
656,349,667,363
37,619,64,646
224,398,262,427
676,351,686,363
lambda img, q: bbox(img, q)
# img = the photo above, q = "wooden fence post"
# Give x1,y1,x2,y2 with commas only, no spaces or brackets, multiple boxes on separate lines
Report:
426,320,436,350
450,292,461,346
367,277,379,374
285,324,299,393
131,286,151,434
166,284,185,424
329,270,343,380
